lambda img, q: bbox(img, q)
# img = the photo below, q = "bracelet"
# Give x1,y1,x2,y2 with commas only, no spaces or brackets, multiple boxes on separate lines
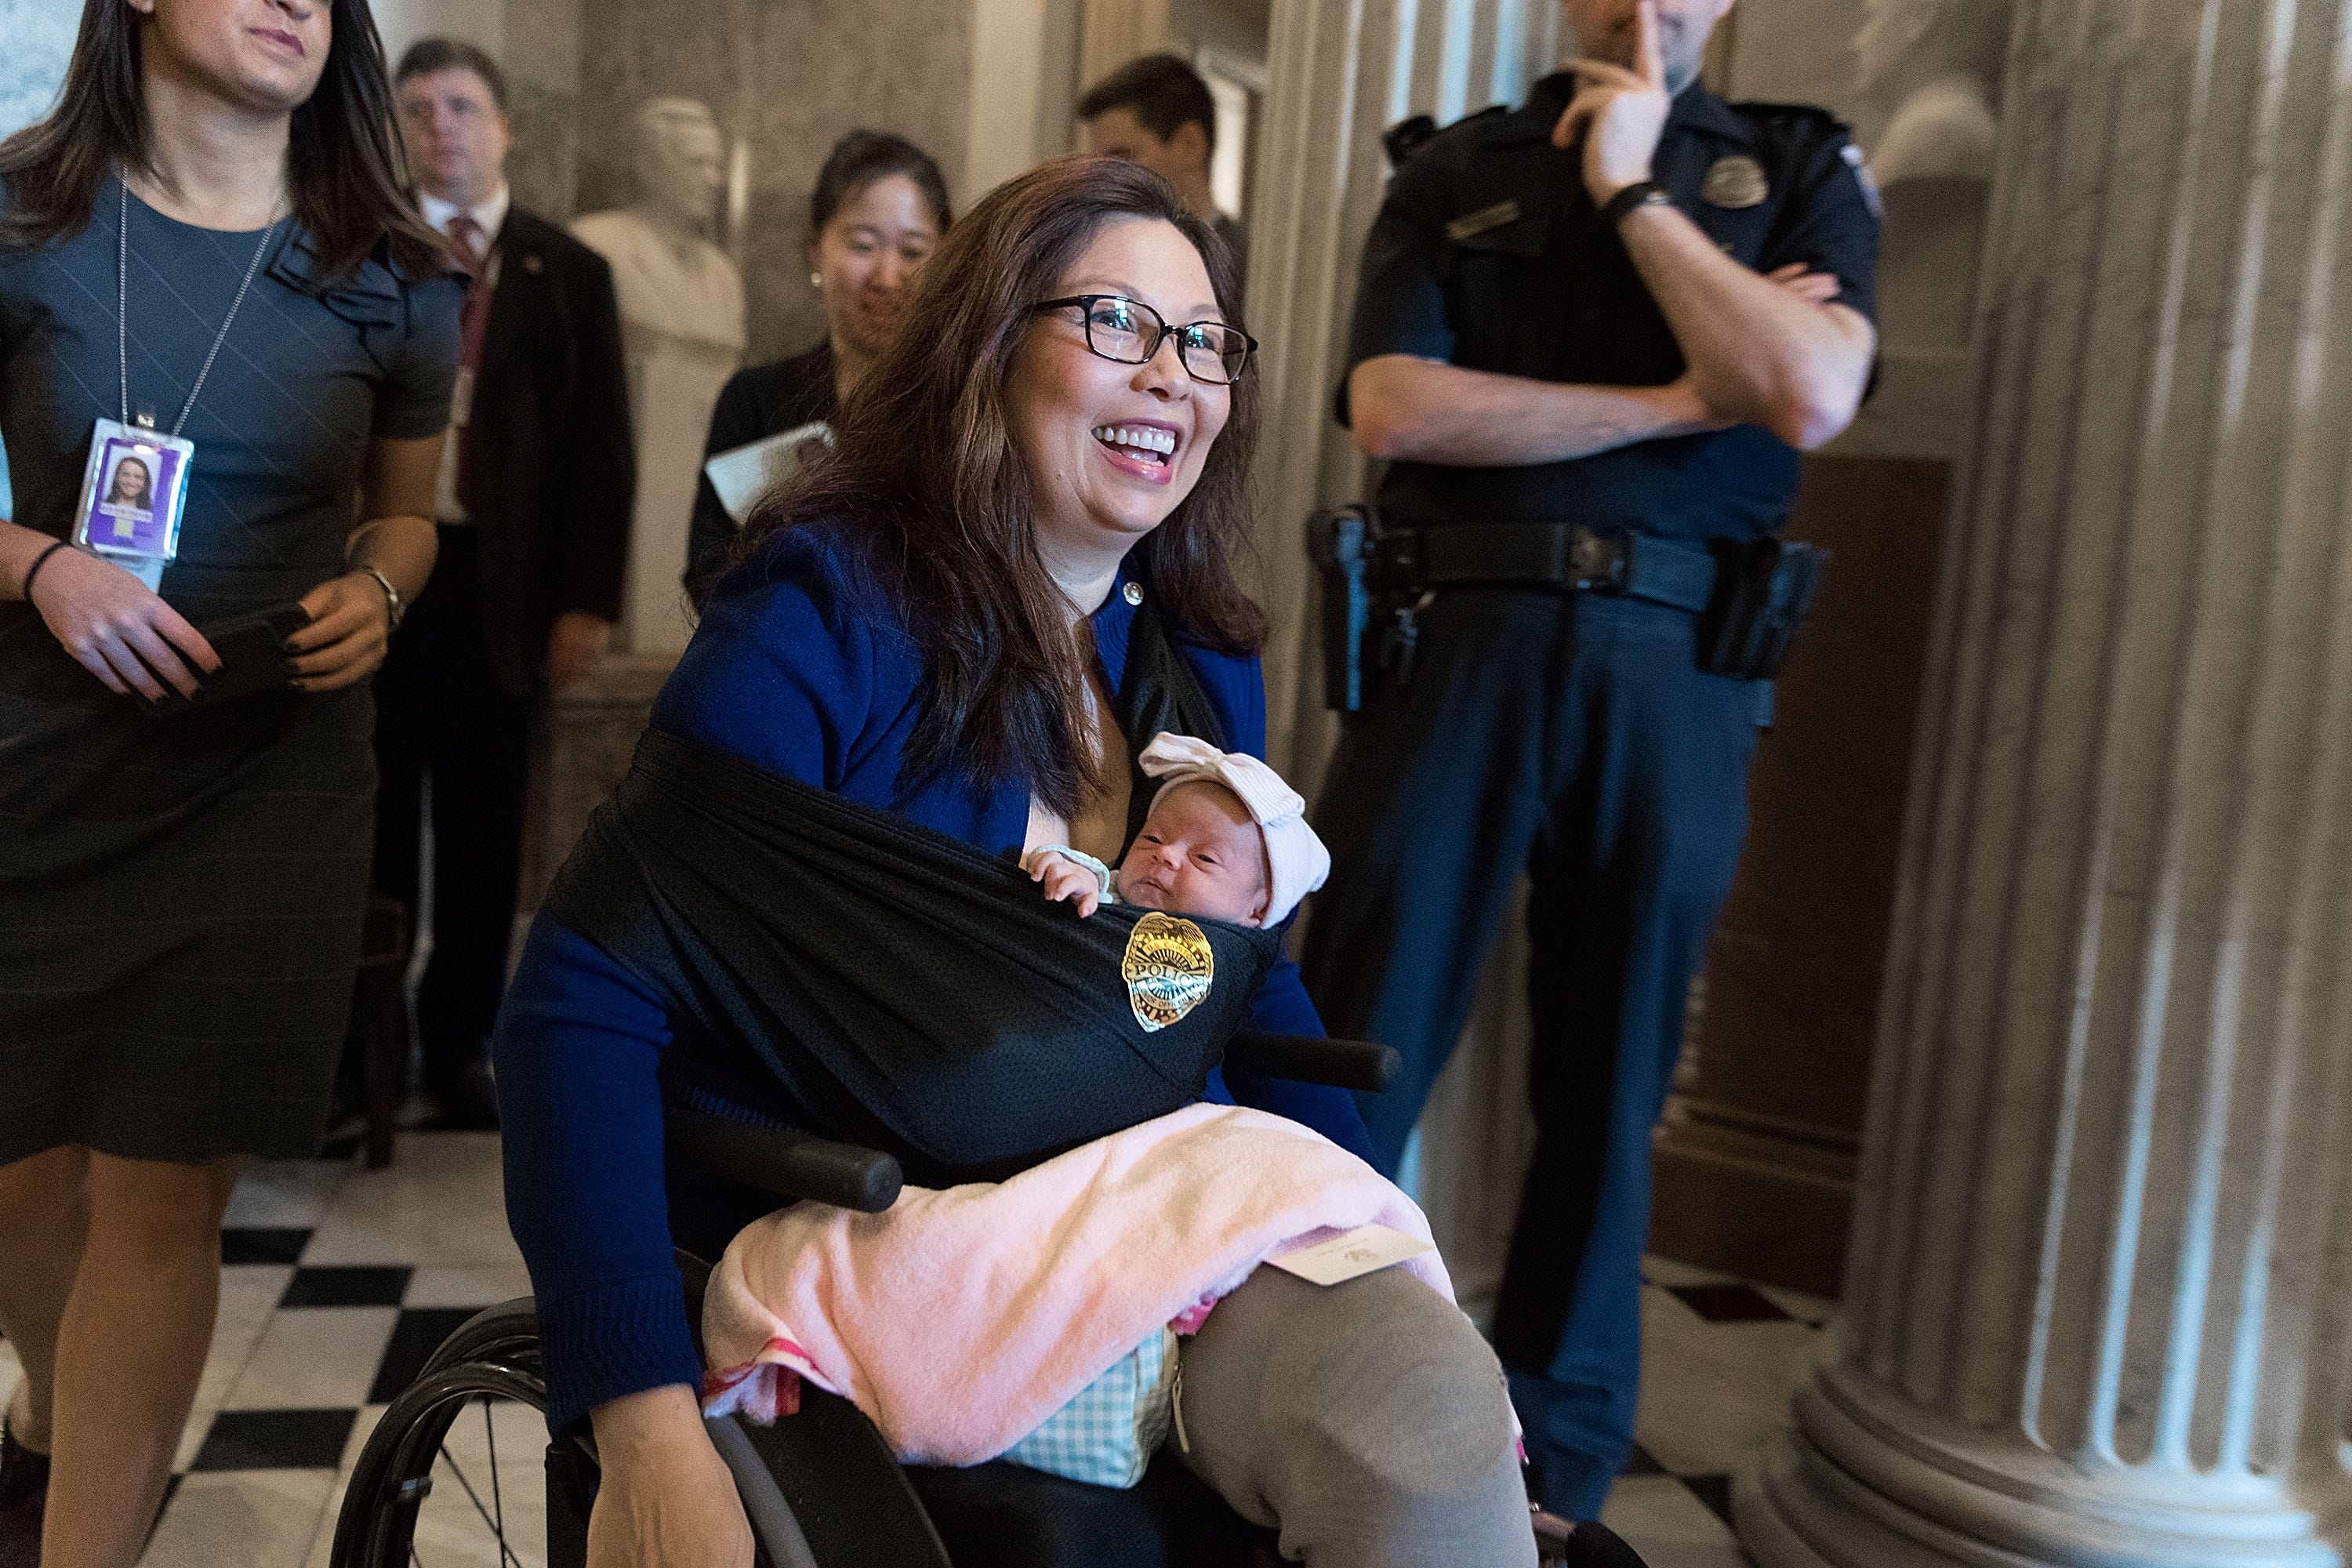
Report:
1600,180,1674,228
20,540,70,604
352,563,405,631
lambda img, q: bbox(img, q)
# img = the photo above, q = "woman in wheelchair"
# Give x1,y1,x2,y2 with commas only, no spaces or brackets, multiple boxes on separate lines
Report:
482,156,1539,1567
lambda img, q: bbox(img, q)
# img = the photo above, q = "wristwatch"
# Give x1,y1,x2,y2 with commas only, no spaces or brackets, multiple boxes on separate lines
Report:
1600,180,1675,228
354,564,405,631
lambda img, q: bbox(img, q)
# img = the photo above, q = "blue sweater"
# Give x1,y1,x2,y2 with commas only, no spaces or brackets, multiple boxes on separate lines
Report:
495,527,1371,1432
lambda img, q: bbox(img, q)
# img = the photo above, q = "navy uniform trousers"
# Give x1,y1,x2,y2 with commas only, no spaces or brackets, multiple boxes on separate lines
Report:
1301,586,1761,1519
371,528,535,1086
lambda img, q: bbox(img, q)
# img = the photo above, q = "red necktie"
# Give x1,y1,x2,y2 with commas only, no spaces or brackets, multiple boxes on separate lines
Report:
448,214,491,492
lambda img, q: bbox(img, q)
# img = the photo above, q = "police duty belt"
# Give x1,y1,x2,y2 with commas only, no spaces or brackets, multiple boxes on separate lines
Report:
1376,521,1718,612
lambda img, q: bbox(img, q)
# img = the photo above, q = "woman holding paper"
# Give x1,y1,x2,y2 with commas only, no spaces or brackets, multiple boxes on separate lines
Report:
683,130,952,605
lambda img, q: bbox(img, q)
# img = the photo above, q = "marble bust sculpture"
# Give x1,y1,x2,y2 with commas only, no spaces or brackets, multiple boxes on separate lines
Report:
1842,0,2014,458
572,97,748,658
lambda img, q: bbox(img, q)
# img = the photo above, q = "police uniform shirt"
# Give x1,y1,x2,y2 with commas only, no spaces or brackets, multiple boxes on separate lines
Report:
1346,74,1880,544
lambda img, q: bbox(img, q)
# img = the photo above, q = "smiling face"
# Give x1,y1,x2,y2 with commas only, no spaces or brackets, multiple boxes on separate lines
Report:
1561,0,1732,93
1003,216,1230,571
136,0,332,114
1116,781,1271,926
111,459,153,503
397,66,512,209
814,173,942,361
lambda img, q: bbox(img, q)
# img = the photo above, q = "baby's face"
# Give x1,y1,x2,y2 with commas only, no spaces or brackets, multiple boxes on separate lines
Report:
1116,782,1270,926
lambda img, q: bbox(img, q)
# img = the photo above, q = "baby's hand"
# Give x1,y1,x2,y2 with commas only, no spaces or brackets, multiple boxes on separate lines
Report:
1027,852,1103,917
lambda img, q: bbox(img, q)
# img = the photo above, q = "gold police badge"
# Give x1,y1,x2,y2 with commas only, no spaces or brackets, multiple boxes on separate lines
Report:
1121,912,1216,1033
1701,154,1769,209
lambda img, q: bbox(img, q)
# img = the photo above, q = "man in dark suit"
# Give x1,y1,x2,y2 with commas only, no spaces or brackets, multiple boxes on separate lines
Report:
375,38,633,1127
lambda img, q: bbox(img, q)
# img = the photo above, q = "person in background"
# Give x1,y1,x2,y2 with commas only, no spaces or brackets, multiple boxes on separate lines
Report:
0,0,459,1562
373,37,633,1129
1078,53,1247,292
682,129,948,606
1301,0,1878,1523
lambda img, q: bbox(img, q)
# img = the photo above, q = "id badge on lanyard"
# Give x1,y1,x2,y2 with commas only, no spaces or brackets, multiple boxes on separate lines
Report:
73,419,193,587
90,179,281,590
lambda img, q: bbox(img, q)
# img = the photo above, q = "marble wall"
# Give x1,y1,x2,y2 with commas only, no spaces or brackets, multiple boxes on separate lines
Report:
564,0,976,366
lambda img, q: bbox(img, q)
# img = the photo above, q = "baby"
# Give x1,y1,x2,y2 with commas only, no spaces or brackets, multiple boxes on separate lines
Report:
1023,733,1330,927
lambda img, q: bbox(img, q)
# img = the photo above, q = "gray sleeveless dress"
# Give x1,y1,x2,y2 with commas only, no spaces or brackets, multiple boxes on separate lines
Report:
0,180,460,1163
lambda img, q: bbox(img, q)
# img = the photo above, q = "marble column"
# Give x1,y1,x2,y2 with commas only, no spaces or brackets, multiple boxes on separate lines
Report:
1247,0,1555,1307
1080,0,1171,86
1740,0,2352,1563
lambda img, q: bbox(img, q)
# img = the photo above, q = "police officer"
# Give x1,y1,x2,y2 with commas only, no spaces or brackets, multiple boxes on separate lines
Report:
1300,0,1878,1522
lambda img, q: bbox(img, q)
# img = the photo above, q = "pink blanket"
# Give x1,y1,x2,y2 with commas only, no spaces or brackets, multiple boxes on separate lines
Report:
700,1103,1454,1465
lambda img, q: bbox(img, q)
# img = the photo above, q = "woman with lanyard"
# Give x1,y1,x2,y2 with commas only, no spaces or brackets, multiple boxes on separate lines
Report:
682,130,951,607
0,2,459,1562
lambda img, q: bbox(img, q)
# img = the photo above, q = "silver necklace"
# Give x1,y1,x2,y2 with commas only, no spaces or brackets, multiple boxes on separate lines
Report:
117,176,283,435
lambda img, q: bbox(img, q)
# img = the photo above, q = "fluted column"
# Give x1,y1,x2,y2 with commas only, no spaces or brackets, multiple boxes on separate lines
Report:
1740,2,2352,1563
1249,0,1557,791
1245,0,1558,1307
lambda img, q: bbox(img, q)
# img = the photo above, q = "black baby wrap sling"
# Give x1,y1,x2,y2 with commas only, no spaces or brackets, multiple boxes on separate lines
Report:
543,602,1283,1185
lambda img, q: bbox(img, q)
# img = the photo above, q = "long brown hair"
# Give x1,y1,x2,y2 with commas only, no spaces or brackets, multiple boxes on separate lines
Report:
739,154,1263,818
0,0,448,285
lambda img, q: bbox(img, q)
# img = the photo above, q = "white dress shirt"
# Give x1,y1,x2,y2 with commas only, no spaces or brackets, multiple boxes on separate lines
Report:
419,184,511,522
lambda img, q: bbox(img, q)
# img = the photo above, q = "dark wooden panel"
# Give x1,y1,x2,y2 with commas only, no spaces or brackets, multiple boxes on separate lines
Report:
1649,453,1951,1297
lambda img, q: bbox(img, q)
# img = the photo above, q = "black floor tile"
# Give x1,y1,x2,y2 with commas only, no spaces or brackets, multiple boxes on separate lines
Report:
221,1228,312,1266
368,1307,485,1405
1664,1283,1792,1323
189,1408,356,1472
1621,1443,1665,1476
281,1265,413,1308
1682,1472,1735,1526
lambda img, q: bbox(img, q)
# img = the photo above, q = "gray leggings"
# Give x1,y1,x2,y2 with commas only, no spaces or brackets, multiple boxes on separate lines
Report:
1172,1265,1537,1567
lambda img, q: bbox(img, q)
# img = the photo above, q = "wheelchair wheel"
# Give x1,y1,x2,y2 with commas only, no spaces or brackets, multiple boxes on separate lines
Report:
329,1300,577,1568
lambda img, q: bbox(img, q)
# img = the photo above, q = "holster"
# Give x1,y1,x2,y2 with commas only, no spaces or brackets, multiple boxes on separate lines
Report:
1696,537,1828,680
1308,505,1380,713
1307,508,1828,709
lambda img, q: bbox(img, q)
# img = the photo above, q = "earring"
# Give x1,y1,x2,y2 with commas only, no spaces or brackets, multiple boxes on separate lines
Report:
810,271,822,287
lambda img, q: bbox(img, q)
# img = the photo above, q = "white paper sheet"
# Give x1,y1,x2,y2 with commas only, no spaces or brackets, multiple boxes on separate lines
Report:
703,419,833,526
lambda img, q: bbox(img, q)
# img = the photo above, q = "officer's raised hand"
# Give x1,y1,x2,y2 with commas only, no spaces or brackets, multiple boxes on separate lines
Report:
1553,0,1672,204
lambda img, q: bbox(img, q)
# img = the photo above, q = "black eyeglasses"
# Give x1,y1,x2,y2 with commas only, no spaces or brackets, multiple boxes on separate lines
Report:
1031,295,1258,385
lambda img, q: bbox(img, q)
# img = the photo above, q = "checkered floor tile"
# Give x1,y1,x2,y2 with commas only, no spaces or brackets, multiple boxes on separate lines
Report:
0,1131,1830,1567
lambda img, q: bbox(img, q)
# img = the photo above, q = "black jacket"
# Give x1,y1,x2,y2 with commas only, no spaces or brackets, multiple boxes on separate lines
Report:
683,340,837,608
459,206,634,696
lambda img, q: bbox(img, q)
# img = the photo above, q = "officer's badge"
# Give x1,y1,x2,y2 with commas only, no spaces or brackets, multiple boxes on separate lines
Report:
1701,154,1769,209
1121,912,1215,1033
1444,200,1522,241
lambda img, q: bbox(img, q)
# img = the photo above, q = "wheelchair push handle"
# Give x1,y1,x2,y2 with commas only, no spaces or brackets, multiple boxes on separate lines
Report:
665,1109,905,1214
1222,1030,1403,1094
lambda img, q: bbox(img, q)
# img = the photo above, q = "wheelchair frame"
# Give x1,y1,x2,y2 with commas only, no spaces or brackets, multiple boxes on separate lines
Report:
325,1033,1583,1567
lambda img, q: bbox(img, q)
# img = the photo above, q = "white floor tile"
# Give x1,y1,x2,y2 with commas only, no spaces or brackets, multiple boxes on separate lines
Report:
1633,1293,1823,1478
0,1335,20,1423
405,1260,533,1309
220,1307,400,1411
301,1134,521,1269
294,1396,545,1568
1600,1475,1748,1568
406,1394,549,1565
175,1264,295,1470
298,1406,390,1568
139,1468,337,1568
223,1161,351,1232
